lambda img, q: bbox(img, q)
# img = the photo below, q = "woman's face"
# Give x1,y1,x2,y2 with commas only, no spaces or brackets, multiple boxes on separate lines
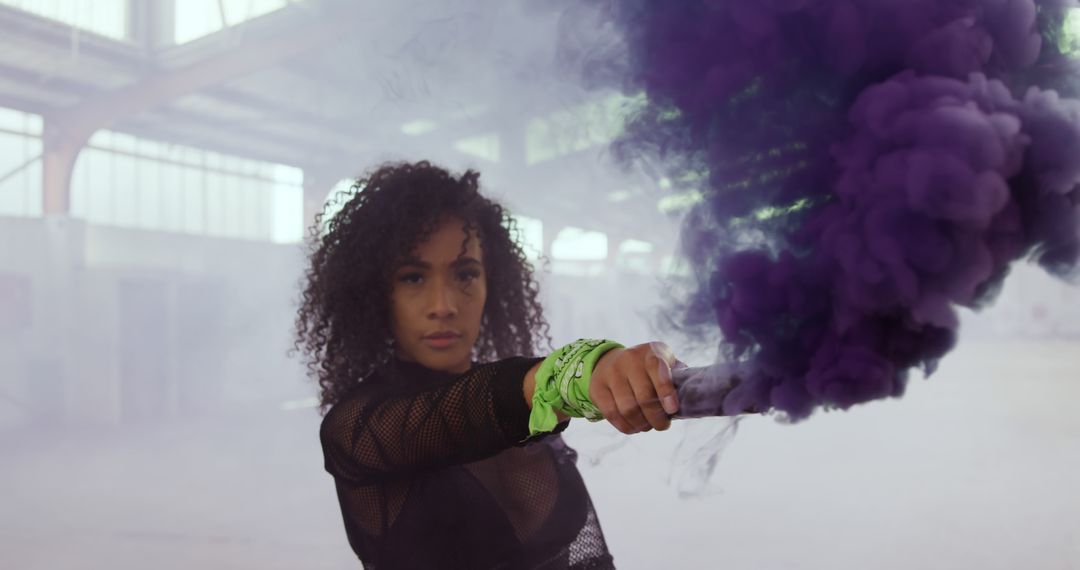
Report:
388,216,487,374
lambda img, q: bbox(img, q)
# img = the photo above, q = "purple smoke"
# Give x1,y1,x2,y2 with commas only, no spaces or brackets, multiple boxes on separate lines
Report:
597,0,1080,420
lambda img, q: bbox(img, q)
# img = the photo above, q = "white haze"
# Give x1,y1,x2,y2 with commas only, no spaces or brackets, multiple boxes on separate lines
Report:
1,1,1078,568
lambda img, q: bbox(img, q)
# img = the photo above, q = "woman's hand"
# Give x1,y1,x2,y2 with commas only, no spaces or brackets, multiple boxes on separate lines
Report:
589,342,682,434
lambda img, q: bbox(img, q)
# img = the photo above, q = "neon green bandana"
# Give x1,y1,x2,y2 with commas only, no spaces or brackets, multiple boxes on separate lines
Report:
528,338,624,436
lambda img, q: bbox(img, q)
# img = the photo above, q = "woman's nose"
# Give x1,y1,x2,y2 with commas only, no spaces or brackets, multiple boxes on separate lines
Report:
427,281,458,318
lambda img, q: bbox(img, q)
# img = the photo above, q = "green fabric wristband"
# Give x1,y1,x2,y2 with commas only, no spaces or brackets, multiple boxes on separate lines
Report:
528,339,624,436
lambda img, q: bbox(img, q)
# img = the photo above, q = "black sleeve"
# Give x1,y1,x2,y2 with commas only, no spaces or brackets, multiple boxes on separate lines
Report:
320,356,566,486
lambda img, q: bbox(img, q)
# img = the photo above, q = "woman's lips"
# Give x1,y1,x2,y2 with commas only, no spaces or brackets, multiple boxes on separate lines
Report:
423,333,461,349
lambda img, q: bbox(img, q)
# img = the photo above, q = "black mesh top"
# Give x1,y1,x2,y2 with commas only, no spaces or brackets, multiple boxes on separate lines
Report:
319,356,616,569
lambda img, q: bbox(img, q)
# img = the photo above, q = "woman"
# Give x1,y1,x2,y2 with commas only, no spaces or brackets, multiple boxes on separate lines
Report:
295,161,682,569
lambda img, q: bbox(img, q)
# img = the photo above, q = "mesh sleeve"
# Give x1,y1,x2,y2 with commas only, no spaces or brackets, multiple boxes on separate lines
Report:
320,356,551,486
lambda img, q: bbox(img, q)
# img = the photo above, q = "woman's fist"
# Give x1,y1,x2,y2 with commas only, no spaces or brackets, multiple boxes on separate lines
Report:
589,342,682,434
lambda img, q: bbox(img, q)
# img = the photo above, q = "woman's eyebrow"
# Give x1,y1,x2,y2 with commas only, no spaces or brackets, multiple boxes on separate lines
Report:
397,257,479,270
451,257,482,267
398,258,431,270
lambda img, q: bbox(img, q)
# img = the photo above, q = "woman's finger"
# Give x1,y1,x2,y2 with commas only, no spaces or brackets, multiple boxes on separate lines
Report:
627,362,671,431
647,343,680,415
591,382,636,434
609,371,649,433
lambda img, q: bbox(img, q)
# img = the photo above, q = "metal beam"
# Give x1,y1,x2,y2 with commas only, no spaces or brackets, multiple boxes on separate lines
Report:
0,93,56,117
38,6,358,214
51,12,355,143
202,84,354,137
0,3,146,67
0,61,106,103
116,109,354,168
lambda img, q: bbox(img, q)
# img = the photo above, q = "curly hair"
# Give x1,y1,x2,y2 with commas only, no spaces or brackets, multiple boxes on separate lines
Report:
294,161,551,413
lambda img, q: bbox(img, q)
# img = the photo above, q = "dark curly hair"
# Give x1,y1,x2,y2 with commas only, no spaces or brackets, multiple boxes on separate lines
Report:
294,161,551,413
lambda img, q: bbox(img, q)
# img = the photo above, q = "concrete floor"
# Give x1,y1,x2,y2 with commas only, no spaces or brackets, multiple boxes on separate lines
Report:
2,338,1078,569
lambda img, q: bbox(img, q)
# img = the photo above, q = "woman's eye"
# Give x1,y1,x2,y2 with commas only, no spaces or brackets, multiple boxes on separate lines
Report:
398,273,423,284
457,270,481,283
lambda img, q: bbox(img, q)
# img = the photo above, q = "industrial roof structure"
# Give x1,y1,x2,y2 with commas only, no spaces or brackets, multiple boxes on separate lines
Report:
0,0,674,248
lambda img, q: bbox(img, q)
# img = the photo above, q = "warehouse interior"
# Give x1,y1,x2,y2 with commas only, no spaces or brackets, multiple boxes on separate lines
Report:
0,0,683,426
1,2,1077,569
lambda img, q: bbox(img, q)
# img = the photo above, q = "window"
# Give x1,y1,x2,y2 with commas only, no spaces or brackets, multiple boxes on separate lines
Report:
0,107,43,218
0,0,128,40
174,0,294,44
525,93,642,166
70,131,304,243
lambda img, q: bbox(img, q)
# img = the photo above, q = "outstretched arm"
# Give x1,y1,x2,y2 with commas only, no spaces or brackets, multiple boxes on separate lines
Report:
321,357,567,486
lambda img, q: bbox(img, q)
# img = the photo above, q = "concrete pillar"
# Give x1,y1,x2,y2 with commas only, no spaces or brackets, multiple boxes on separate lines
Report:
41,121,88,216
605,232,623,272
130,0,176,55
